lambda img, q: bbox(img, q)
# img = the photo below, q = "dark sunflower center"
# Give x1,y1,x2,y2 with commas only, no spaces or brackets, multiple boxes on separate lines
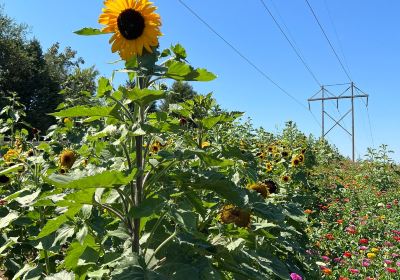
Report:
0,175,10,184
117,9,145,40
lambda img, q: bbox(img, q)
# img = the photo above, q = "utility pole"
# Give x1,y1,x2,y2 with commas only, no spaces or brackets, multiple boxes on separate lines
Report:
308,83,369,162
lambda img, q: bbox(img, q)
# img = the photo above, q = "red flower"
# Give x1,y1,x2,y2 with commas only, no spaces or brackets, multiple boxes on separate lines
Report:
337,219,344,224
359,238,369,244
343,251,352,258
325,233,334,240
386,267,397,273
339,277,349,280
346,226,357,235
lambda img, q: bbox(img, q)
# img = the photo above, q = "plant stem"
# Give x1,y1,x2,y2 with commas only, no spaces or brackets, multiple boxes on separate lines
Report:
133,105,145,254
44,249,51,275
147,230,177,268
143,211,167,258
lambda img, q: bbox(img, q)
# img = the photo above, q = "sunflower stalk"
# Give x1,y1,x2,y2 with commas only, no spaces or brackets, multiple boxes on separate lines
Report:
133,101,145,253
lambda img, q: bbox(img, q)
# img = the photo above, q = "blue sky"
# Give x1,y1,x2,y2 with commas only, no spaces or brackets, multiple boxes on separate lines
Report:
2,0,399,161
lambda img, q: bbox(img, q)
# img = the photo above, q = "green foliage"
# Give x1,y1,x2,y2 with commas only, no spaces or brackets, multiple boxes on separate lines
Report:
0,30,338,280
0,8,98,134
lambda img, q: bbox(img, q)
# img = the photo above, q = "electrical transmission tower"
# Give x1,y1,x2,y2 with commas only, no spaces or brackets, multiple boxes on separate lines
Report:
308,82,368,161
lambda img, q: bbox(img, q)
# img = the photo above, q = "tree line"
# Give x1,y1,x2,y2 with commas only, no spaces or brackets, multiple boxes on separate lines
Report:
0,7,198,136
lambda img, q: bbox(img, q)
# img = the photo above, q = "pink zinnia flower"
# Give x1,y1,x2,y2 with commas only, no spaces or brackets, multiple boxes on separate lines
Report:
385,241,394,247
362,259,371,267
349,268,359,274
321,256,330,262
396,261,400,267
333,257,342,263
384,260,393,265
290,272,303,280
359,246,368,251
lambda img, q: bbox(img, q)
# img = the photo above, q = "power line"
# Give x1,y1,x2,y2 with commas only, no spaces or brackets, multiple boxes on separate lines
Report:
323,0,353,79
177,0,306,109
259,0,321,86
176,0,328,137
355,86,375,148
304,0,352,81
260,0,351,139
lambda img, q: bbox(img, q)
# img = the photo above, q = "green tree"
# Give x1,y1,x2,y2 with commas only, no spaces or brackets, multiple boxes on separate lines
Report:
159,81,198,111
0,7,98,133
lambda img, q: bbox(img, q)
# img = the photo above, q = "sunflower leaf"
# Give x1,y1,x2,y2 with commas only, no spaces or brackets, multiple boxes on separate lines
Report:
45,170,136,189
74,28,109,36
124,88,166,107
50,105,119,119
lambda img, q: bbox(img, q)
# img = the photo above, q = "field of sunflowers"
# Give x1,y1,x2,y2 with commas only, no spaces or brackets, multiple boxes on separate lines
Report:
1,1,400,279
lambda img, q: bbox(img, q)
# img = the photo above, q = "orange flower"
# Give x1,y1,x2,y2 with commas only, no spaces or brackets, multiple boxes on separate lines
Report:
322,268,332,275
304,209,313,215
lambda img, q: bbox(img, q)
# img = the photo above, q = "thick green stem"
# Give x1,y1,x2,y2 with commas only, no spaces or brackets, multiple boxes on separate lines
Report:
133,134,143,253
44,250,51,275
132,104,145,254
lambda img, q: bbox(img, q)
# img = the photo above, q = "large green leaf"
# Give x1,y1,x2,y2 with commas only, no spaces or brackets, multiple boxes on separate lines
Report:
0,164,24,176
0,212,19,229
64,235,99,270
165,61,216,82
171,44,187,60
130,197,164,218
177,171,247,207
74,28,110,36
201,116,222,130
165,61,191,80
46,170,135,189
50,105,118,118
37,206,81,239
125,88,166,107
185,68,217,82
112,265,164,280
45,271,75,280
97,77,113,97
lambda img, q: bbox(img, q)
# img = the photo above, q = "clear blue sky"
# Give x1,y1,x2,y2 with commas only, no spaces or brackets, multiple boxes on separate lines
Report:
2,0,399,161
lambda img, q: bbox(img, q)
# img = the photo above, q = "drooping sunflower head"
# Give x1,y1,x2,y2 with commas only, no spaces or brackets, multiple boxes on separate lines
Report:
59,149,77,169
99,0,162,60
219,205,251,228
247,182,269,198
263,179,278,194
3,149,19,163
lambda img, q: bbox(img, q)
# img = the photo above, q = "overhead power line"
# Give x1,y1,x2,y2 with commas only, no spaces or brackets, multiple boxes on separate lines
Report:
176,0,327,136
177,0,305,110
304,0,352,81
259,0,321,86
260,0,352,140
323,0,353,79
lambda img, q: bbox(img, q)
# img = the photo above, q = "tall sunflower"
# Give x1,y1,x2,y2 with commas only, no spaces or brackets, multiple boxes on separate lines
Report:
99,0,162,60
